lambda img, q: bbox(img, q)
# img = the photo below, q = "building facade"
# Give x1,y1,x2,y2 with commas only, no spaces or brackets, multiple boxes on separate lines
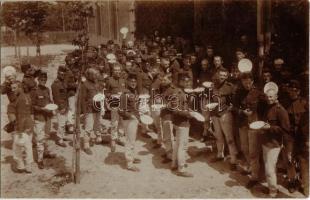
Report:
88,0,135,45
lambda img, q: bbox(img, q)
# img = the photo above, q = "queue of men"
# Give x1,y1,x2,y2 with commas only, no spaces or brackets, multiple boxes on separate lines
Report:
1,31,309,198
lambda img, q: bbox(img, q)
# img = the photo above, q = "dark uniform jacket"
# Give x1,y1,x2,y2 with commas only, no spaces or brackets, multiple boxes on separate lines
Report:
262,102,290,148
171,87,191,127
80,80,101,114
175,68,193,87
65,69,78,97
211,80,235,117
30,85,52,122
22,75,37,93
51,78,68,111
13,92,33,133
287,98,307,135
159,85,175,121
140,72,162,95
1,82,17,114
105,76,126,96
119,88,139,120
1,81,16,103
197,68,213,86
232,86,266,127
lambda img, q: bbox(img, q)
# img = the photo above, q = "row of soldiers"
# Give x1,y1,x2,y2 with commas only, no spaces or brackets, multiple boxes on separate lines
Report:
1,32,309,197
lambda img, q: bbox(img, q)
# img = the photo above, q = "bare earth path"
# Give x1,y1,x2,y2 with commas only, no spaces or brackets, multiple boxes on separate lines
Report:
0,45,304,198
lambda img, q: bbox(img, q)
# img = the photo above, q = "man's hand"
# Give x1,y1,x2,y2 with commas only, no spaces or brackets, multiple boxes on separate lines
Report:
243,109,253,116
262,123,271,130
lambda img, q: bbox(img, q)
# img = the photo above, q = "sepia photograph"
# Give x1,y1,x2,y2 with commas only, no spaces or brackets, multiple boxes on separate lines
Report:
0,0,309,198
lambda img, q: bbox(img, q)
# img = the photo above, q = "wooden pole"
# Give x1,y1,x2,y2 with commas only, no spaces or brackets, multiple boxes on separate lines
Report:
73,38,87,184
62,5,66,32
257,0,264,79
14,30,17,58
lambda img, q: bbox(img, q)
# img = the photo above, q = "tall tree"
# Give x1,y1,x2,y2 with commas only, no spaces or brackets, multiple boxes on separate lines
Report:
1,2,26,58
21,2,49,57
65,1,94,184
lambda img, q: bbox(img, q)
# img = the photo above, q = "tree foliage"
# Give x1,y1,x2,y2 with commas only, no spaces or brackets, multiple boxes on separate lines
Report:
65,1,94,49
2,2,49,56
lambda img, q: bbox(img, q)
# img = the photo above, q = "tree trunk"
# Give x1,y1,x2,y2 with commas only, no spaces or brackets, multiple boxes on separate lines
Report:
62,6,66,32
14,30,17,58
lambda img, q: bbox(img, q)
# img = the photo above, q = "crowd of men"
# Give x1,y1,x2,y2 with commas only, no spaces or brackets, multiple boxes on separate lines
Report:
1,30,309,198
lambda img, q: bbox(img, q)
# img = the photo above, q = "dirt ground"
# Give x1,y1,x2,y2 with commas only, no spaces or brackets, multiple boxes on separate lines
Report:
0,45,305,198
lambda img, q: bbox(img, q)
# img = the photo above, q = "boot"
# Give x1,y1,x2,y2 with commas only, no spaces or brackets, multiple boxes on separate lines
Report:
111,140,116,152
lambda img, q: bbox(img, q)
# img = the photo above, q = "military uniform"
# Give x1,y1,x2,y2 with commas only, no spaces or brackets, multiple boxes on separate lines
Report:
262,102,290,195
283,98,308,186
210,80,238,165
30,82,54,164
158,84,176,159
171,87,192,175
51,75,69,146
297,109,309,196
22,75,37,94
119,87,140,169
65,68,79,127
233,85,265,180
175,68,193,88
12,91,34,172
105,76,126,149
1,81,17,122
80,78,102,154
139,70,161,138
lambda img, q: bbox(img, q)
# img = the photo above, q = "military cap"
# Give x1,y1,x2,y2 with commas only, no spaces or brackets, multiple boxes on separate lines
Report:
289,80,301,90
38,71,48,79
21,64,31,74
57,65,67,73
107,40,114,45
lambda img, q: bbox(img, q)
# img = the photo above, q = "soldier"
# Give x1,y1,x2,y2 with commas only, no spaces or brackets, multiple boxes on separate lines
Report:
232,72,266,188
211,56,225,81
209,67,238,171
296,104,309,196
21,64,39,94
51,66,69,147
80,68,102,155
119,74,141,171
197,58,213,84
178,55,193,86
283,80,308,193
206,45,215,69
260,82,290,197
139,63,161,140
30,71,56,169
1,66,17,129
105,64,127,152
258,68,273,89
171,73,194,177
10,81,34,173
158,74,175,163
65,64,80,134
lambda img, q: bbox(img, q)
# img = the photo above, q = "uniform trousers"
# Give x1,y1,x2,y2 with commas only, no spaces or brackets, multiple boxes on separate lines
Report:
172,125,189,172
239,126,261,180
211,112,237,163
82,112,100,148
13,132,33,171
123,118,139,167
262,144,281,193
33,120,53,162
